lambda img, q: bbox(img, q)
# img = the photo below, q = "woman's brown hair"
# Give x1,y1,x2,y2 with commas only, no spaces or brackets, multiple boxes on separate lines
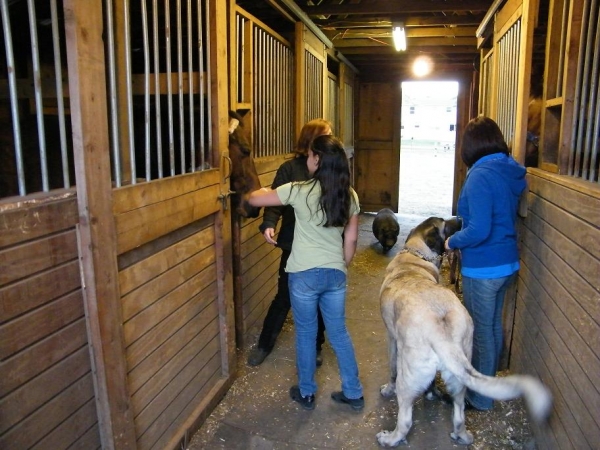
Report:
295,119,333,156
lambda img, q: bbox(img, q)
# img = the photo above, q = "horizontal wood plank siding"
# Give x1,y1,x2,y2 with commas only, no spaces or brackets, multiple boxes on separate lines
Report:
237,155,288,345
113,171,221,254
512,169,600,449
354,144,397,212
119,219,223,448
0,195,99,448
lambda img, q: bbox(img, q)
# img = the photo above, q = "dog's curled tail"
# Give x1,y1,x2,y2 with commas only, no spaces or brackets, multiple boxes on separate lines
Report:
466,369,553,422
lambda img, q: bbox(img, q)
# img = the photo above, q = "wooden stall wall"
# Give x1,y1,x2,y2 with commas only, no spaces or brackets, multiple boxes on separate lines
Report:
238,157,288,346
476,0,600,447
354,81,400,212
513,171,600,449
229,6,296,347
295,22,327,134
0,195,101,449
113,171,233,450
2,0,238,448
476,0,537,165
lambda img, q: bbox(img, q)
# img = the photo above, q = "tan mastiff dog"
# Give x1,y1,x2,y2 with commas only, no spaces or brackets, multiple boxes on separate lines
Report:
377,217,552,447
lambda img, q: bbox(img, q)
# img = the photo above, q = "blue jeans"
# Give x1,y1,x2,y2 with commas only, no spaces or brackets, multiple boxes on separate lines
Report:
256,249,326,352
462,272,517,409
289,268,363,399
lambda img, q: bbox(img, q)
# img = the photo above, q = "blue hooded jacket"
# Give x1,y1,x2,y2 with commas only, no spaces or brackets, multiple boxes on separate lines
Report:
448,153,527,278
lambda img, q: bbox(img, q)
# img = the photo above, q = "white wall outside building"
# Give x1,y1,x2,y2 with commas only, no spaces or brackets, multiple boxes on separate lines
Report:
401,81,458,147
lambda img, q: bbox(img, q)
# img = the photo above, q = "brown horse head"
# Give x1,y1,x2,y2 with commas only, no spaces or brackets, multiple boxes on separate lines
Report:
228,111,262,218
525,96,542,167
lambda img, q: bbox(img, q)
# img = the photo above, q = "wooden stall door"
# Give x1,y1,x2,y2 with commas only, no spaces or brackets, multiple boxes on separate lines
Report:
65,1,237,449
354,82,400,212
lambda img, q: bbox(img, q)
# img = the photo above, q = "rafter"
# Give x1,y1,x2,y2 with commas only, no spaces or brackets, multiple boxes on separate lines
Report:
300,0,494,16
316,14,487,29
330,36,478,48
325,26,478,40
338,46,480,55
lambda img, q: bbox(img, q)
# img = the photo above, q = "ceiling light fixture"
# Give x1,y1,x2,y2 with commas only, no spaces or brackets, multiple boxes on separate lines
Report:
392,21,406,51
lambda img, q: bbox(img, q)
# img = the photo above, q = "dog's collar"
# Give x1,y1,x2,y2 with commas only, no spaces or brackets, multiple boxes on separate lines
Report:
399,247,444,263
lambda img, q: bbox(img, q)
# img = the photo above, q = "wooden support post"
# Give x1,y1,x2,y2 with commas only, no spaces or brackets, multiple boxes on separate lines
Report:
210,0,236,376
63,1,136,448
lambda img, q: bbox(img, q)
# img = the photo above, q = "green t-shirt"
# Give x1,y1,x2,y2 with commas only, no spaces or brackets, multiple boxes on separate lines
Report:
276,181,360,274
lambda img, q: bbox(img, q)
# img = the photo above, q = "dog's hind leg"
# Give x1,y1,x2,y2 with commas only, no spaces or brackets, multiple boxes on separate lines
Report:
441,370,473,445
380,331,398,398
377,380,419,446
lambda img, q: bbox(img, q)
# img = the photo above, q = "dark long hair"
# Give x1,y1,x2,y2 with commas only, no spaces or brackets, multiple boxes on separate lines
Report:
310,135,352,227
461,116,509,167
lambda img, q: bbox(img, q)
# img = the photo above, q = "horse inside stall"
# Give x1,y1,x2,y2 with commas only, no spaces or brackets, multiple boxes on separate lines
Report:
525,96,542,167
525,65,543,168
228,110,262,218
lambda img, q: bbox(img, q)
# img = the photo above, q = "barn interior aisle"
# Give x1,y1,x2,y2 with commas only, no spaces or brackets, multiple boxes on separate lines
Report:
188,214,535,450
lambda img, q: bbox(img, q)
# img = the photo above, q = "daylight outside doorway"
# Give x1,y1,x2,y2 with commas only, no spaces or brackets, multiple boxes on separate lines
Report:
399,81,458,219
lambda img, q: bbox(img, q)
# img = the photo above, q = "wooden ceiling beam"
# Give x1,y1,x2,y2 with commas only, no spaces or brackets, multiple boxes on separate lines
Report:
316,14,487,29
338,46,478,55
325,26,478,40
300,0,493,16
346,52,477,61
331,36,478,48
351,61,476,73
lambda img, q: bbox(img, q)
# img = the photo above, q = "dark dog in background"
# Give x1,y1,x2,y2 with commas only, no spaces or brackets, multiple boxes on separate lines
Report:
373,208,400,253
376,216,552,447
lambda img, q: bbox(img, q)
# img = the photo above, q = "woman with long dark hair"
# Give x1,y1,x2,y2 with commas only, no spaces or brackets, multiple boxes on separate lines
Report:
249,134,364,411
248,119,331,367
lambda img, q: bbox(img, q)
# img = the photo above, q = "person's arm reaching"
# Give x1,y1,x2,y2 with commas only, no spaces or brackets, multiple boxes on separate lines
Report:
343,214,359,267
249,187,283,208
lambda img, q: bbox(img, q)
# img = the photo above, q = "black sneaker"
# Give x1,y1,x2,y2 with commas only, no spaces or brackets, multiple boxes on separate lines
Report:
316,352,323,368
331,391,364,411
247,348,270,366
290,385,315,410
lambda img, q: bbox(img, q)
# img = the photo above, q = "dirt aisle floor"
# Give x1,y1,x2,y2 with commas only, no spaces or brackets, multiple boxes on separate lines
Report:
188,213,537,450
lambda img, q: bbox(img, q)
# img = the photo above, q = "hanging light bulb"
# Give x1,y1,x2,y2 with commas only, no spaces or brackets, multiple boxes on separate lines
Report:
392,22,406,51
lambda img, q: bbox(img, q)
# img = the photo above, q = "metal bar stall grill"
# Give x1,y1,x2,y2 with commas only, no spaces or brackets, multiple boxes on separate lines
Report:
50,0,69,189
304,50,323,123
327,75,338,131
239,12,293,158
176,0,185,174
0,0,72,198
254,26,263,155
343,82,353,147
268,35,274,157
570,0,600,182
479,50,494,118
141,0,151,181
495,20,520,149
106,0,122,186
252,27,264,156
123,0,137,183
187,0,196,172
1,0,26,196
27,0,49,192
104,0,213,185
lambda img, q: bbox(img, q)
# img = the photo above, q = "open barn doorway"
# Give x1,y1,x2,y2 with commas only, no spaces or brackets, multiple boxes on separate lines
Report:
399,81,458,219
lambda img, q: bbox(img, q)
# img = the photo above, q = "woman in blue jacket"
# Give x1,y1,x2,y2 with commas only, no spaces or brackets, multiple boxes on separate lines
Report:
445,116,527,411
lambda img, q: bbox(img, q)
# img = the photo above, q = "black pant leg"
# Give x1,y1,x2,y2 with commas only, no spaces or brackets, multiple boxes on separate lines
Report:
256,249,291,351
316,309,326,352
